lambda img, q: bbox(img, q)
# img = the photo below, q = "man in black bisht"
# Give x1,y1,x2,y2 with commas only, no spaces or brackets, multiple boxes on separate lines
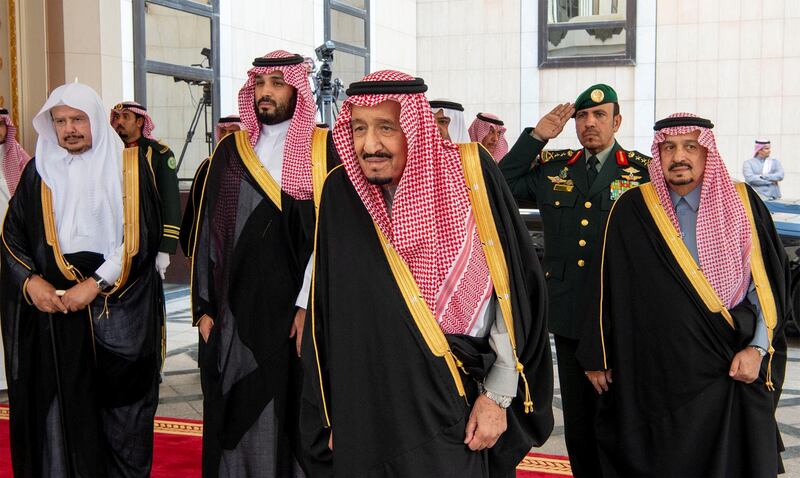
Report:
1,83,163,477
577,113,790,477
189,50,335,476
301,70,553,477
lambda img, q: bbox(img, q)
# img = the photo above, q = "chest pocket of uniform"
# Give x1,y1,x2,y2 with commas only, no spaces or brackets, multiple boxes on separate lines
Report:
543,192,577,236
547,191,578,209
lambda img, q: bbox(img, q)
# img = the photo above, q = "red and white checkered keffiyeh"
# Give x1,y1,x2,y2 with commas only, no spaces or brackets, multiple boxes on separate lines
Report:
649,112,751,309
754,140,770,155
468,113,508,161
109,101,155,140
238,50,316,200
332,70,492,335
215,115,242,143
0,110,32,196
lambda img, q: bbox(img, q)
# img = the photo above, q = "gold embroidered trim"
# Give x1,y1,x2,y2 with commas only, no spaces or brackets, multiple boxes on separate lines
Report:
41,184,78,282
735,182,778,390
234,130,282,211
311,127,329,210
309,164,344,428
640,182,734,327
596,189,628,369
458,142,534,413
374,223,466,399
107,147,142,294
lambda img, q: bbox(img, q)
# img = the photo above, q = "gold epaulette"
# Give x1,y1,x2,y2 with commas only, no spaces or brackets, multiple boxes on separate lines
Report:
157,140,171,154
537,149,573,164
626,150,652,167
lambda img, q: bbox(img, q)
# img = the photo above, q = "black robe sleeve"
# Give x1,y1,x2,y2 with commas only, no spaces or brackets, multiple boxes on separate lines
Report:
2,161,39,289
179,157,210,258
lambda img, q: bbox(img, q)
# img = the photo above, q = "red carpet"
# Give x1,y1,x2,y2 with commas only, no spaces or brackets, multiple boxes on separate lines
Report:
0,405,569,476
516,451,572,477
0,405,202,477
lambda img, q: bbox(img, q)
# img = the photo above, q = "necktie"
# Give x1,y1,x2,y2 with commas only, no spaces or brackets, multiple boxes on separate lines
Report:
587,156,599,186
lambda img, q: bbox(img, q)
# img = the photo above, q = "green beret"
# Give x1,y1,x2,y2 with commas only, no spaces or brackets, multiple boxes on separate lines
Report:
573,84,618,117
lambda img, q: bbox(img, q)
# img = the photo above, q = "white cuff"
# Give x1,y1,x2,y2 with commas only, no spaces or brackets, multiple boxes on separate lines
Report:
294,255,314,309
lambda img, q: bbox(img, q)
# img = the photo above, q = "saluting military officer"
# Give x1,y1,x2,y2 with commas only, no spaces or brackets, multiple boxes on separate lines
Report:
499,84,651,477
111,101,181,278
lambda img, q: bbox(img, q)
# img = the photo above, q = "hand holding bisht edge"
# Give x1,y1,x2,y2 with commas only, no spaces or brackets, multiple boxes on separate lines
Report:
586,369,613,394
531,103,576,141
729,347,763,384
26,274,69,314
463,394,508,451
198,314,214,343
289,307,306,357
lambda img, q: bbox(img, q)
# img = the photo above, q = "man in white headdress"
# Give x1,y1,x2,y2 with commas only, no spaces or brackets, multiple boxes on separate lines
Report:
429,99,470,143
1,82,165,477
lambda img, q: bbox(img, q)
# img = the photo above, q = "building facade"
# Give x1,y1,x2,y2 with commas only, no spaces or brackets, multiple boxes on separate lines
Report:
1,0,798,197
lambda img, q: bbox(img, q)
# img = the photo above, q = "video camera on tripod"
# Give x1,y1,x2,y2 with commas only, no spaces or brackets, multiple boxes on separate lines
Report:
173,48,214,171
313,41,344,127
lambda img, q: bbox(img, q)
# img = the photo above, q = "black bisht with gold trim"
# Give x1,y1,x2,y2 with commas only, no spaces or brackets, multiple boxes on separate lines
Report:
576,183,790,477
0,148,164,477
189,129,337,476
301,144,553,477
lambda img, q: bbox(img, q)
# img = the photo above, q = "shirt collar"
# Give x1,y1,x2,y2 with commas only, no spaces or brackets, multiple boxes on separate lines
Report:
260,119,291,137
669,184,702,212
584,141,615,167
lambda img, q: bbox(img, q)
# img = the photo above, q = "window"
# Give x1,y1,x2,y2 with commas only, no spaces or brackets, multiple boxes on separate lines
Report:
133,0,220,182
538,0,636,68
324,0,370,91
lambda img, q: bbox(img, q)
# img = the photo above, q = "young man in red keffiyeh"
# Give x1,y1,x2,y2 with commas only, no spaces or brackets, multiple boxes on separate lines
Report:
468,112,509,161
300,71,553,477
577,113,791,477
110,101,181,279
189,51,336,477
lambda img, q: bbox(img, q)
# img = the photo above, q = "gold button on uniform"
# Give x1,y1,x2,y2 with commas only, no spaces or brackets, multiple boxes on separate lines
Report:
577,260,585,267
584,201,592,208
579,239,587,247
555,200,561,206
581,219,589,226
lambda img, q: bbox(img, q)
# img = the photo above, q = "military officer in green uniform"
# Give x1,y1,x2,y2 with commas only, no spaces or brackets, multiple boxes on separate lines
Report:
499,84,651,477
111,101,181,278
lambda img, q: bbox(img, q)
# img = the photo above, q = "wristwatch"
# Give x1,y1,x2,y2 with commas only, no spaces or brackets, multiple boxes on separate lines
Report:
748,345,767,357
91,273,110,291
479,383,513,409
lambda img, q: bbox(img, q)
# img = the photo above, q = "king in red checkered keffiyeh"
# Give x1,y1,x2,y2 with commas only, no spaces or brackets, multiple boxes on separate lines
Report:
333,70,492,336
109,101,156,140
468,112,508,161
238,50,316,200
649,112,751,308
0,108,32,196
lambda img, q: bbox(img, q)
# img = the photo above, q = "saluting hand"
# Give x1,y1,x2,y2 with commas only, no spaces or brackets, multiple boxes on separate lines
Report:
531,103,576,141
26,275,68,315
61,279,101,312
464,394,507,451
586,369,613,394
